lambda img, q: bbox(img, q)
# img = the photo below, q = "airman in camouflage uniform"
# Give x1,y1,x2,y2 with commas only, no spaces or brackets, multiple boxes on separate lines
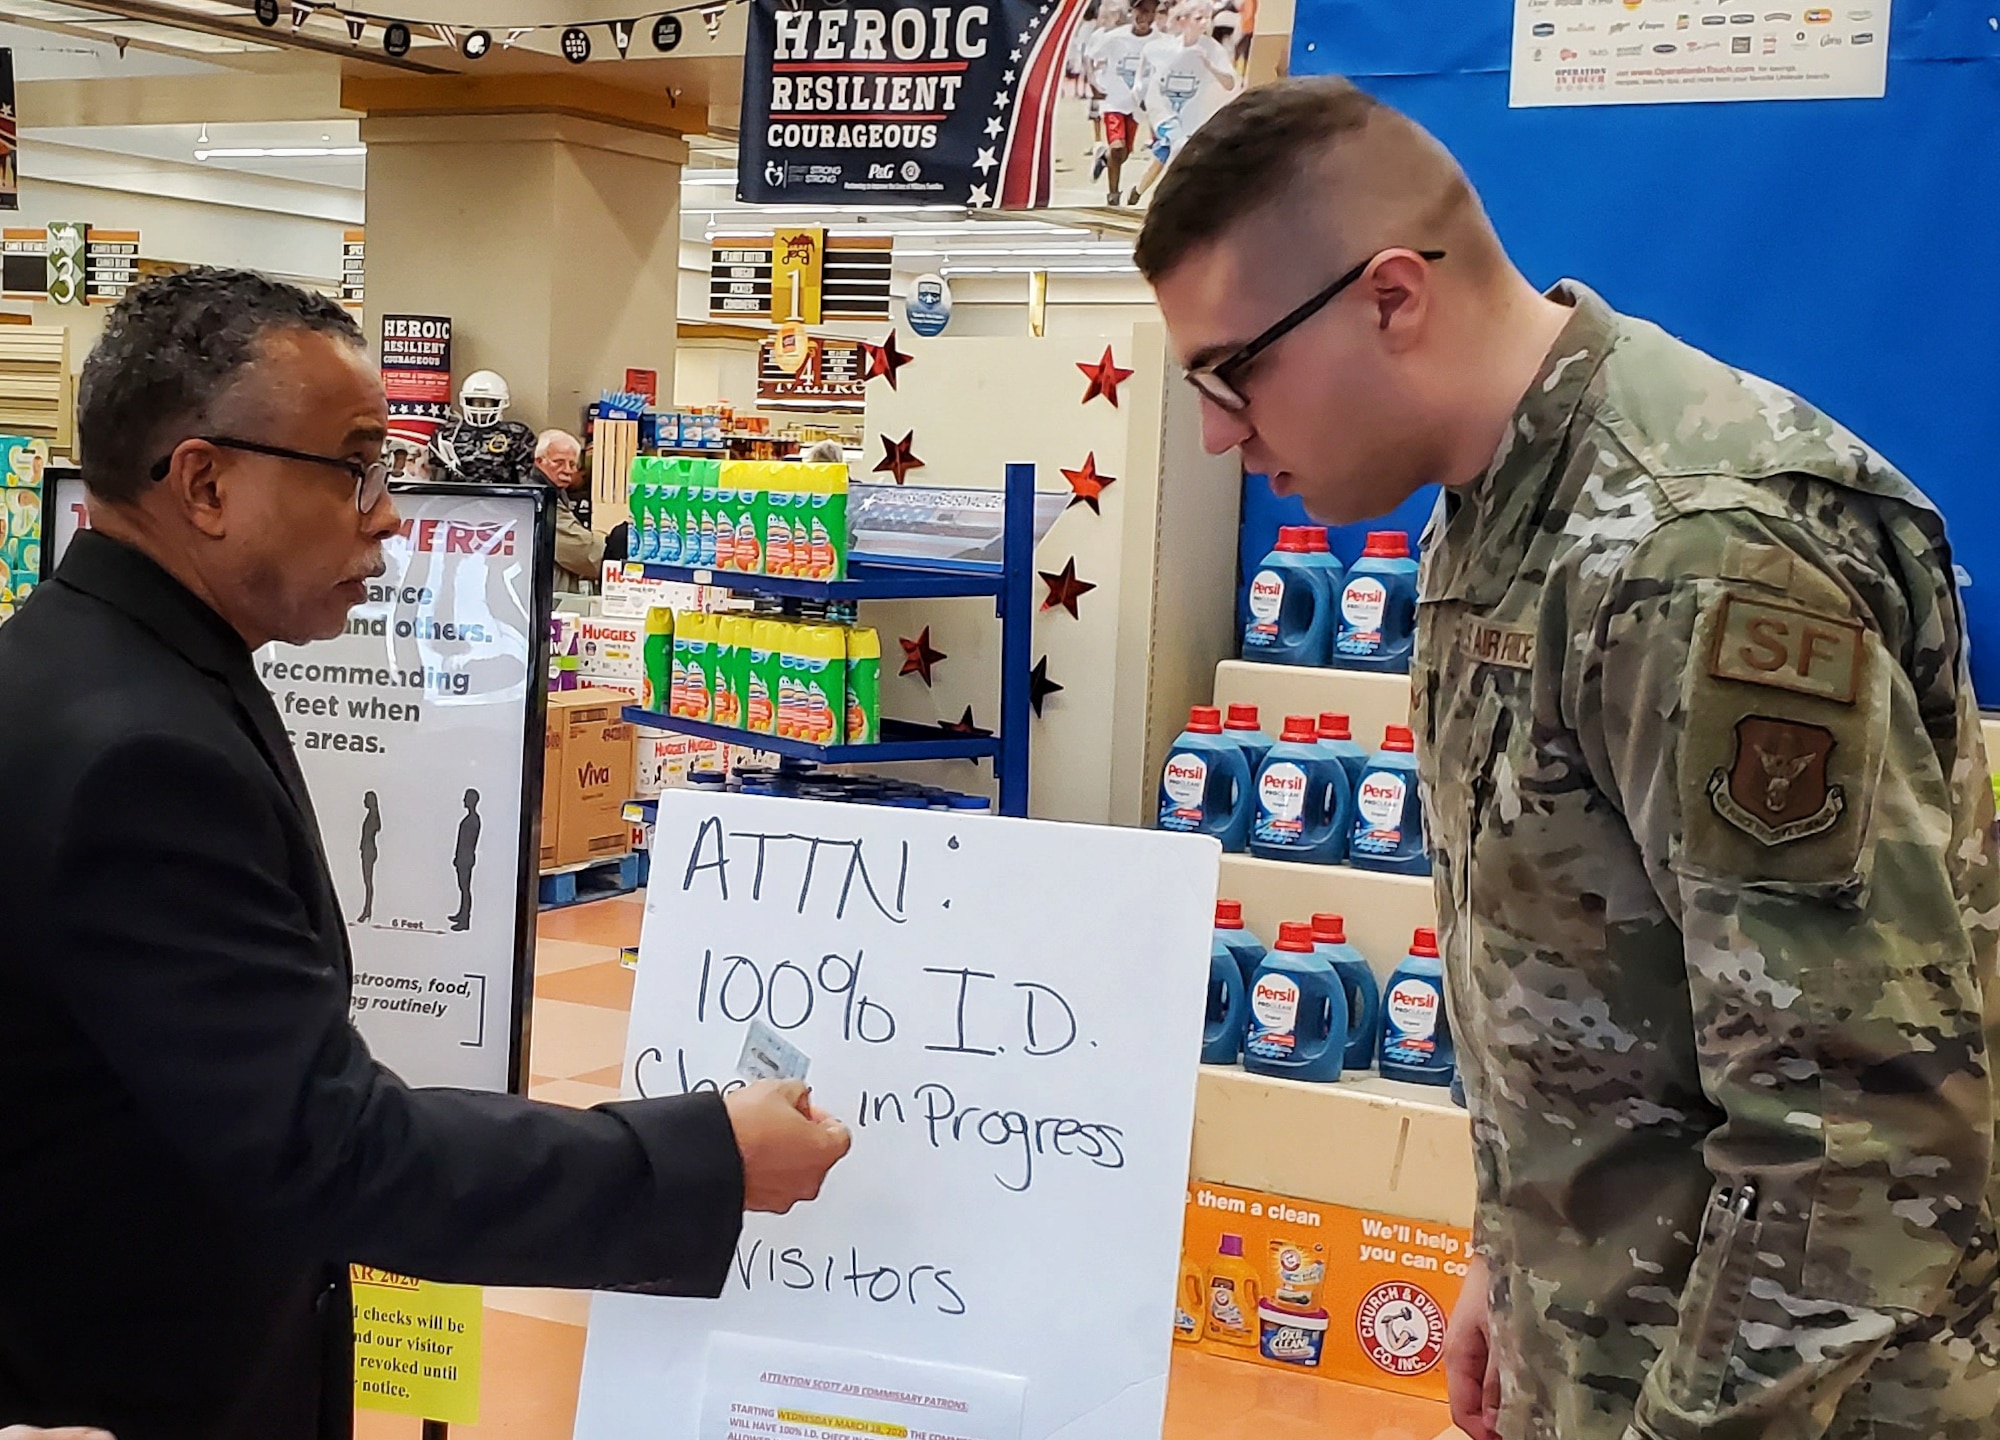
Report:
1416,280,2000,1439
1135,74,1999,1438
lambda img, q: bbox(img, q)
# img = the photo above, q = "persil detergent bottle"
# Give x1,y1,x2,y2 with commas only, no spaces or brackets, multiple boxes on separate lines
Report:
1310,913,1381,1072
1315,712,1371,795
1158,706,1253,852
1213,898,1268,990
1350,725,1430,876
1203,933,1250,1066
1380,928,1455,1087
1242,527,1334,666
1332,531,1419,672
1244,922,1347,1083
1249,715,1353,865
1223,703,1276,778
1301,525,1346,606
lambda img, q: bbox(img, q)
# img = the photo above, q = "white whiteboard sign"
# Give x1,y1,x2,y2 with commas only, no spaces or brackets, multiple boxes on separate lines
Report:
258,487,544,1092
575,791,1222,1440
1510,0,1891,108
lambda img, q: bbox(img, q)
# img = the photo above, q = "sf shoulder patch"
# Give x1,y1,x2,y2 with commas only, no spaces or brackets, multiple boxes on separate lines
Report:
1680,586,1885,888
1708,716,1844,846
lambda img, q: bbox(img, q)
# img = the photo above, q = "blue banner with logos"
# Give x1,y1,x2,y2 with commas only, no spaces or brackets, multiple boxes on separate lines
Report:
1277,0,2000,697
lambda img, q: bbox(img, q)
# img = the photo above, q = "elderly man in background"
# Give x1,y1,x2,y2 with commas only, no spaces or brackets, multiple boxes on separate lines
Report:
533,427,604,591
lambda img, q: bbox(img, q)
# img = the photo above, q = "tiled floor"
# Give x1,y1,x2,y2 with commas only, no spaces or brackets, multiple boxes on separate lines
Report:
356,893,1461,1440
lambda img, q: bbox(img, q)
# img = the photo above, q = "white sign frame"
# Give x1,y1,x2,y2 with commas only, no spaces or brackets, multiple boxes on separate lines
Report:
575,790,1222,1440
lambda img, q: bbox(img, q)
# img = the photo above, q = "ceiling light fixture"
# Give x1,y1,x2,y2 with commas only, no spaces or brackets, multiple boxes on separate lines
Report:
194,145,367,161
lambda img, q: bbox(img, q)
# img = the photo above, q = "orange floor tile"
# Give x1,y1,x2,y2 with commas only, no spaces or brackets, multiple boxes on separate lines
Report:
348,893,1460,1440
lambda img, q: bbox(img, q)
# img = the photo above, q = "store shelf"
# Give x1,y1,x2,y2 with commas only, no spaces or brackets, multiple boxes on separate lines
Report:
1218,853,1437,984
628,462,1035,815
622,708,1003,766
638,554,1004,603
1193,1064,1474,1228
1212,660,1412,753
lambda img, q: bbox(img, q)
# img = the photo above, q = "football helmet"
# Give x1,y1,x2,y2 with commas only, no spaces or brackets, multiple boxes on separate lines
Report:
459,370,511,428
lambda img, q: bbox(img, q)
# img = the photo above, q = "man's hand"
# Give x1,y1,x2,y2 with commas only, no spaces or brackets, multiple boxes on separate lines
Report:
1,1428,117,1439
724,1079,852,1214
1444,1255,1501,1440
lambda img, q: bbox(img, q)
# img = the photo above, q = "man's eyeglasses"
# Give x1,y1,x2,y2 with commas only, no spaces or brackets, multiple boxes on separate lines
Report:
149,436,392,514
1184,248,1447,413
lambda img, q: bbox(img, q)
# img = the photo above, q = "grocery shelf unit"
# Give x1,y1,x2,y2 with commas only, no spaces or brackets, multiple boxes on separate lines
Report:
1190,656,1472,1230
620,461,1035,816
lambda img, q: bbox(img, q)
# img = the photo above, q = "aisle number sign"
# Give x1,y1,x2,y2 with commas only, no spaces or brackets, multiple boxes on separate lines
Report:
771,224,824,324
351,1265,482,1424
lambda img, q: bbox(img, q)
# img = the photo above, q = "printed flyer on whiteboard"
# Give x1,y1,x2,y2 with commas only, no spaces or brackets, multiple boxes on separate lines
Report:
1510,0,1892,108
257,485,550,1093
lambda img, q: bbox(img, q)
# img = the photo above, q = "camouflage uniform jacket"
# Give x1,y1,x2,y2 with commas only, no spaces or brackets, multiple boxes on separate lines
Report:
1414,282,2000,1440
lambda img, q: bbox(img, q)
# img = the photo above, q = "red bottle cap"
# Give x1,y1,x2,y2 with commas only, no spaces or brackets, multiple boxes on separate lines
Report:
1383,725,1415,753
1362,531,1411,559
1187,706,1223,734
1317,712,1352,741
1276,921,1316,953
1306,528,1331,553
1410,928,1439,958
1276,527,1308,552
1279,714,1319,743
1225,703,1262,731
1215,899,1245,929
1311,913,1346,944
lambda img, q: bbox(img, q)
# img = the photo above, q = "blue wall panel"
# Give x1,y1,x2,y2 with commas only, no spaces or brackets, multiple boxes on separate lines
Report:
1272,0,2000,696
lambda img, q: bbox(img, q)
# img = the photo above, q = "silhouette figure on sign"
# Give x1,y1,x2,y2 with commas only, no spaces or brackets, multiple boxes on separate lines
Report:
355,791,382,924
450,789,481,932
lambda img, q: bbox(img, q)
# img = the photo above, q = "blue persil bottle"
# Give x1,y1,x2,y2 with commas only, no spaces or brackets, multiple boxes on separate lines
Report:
1380,928,1455,1086
1203,936,1250,1065
1243,527,1334,666
1223,703,1276,779
1213,899,1268,991
1249,715,1353,865
1244,922,1347,1083
1315,712,1371,796
1301,526,1347,612
1350,725,1431,876
1310,913,1381,1072
1333,531,1419,673
1158,706,1254,852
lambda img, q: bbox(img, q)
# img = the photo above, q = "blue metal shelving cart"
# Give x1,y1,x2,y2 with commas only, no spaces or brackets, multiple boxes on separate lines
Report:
620,461,1035,816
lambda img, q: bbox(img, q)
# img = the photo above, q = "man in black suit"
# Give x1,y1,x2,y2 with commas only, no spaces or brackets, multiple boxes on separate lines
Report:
0,269,852,1439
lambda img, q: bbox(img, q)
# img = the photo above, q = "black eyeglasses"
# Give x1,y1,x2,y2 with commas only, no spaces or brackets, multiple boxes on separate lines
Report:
149,435,392,513
1185,248,1447,413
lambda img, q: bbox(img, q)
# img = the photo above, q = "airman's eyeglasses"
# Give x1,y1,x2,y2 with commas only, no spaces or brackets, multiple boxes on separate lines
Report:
1184,248,1448,413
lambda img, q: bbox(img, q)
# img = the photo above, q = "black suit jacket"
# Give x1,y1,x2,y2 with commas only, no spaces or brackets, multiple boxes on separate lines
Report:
0,533,743,1438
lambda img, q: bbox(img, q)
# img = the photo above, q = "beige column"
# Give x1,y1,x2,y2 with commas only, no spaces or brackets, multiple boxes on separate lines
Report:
357,110,686,434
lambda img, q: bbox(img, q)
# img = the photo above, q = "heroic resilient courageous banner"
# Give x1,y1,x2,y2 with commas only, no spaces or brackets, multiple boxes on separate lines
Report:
740,0,1090,209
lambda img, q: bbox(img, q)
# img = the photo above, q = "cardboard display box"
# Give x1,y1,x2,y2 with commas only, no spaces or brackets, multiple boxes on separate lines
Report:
1176,1180,1471,1402
542,688,637,870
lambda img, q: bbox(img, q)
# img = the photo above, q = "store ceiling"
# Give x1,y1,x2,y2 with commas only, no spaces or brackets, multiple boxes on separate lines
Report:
0,1,1142,277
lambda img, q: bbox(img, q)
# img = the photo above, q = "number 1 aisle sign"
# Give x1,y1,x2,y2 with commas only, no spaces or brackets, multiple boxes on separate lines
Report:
574,792,1222,1440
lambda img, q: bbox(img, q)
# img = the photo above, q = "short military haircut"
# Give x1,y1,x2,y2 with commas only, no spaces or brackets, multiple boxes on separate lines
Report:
1136,77,1486,283
77,266,364,503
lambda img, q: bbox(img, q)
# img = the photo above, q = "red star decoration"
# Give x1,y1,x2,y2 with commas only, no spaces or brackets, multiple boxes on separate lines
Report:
1060,452,1118,514
1029,655,1064,717
873,430,925,485
1076,345,1134,407
940,705,992,738
1039,557,1097,619
859,329,914,388
898,626,947,686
